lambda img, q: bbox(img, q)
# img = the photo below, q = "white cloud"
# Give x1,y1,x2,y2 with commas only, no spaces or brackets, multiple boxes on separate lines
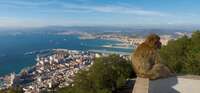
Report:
58,3,171,16
0,0,171,17
0,17,81,27
0,0,175,27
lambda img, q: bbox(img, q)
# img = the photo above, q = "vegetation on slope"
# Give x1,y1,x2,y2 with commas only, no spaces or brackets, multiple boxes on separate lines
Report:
57,55,134,93
0,87,23,93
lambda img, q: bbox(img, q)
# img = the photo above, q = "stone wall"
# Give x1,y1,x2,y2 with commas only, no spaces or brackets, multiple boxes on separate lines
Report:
133,75,200,93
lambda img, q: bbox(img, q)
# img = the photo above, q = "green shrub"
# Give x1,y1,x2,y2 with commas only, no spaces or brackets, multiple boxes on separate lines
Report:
57,54,134,93
160,31,200,75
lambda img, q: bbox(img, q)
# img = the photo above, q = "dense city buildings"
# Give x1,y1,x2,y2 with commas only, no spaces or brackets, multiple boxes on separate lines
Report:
0,49,96,92
0,48,131,93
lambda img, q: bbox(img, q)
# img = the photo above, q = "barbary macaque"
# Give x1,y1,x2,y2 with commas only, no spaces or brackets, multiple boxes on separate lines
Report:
132,34,172,80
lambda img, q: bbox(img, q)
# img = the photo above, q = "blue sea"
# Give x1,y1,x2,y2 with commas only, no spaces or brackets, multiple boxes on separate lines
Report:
0,32,132,76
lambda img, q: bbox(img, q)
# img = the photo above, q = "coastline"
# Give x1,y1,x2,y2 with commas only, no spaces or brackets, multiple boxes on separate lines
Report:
101,44,134,49
89,49,132,55
0,48,132,92
0,34,133,76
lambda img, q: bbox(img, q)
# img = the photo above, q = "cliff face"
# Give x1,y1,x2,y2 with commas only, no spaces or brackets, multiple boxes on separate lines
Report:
133,75,200,93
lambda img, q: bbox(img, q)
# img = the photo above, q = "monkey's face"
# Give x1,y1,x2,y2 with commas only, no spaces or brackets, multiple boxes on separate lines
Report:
155,40,161,49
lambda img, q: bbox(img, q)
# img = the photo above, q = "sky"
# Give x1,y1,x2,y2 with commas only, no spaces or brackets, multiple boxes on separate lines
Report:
0,0,200,28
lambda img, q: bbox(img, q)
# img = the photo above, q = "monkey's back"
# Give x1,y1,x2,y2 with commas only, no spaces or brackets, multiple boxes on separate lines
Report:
132,42,157,77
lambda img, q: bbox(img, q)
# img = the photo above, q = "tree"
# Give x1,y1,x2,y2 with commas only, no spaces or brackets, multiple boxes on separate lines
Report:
160,31,200,75
184,31,200,74
57,54,134,93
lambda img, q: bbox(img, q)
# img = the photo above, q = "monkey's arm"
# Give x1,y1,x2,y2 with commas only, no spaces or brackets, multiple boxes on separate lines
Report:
155,52,161,64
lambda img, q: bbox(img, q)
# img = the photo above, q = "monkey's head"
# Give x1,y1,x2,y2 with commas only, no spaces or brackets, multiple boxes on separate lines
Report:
144,34,161,49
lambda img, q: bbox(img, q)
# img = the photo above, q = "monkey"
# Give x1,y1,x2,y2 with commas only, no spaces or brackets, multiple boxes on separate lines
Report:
131,34,172,80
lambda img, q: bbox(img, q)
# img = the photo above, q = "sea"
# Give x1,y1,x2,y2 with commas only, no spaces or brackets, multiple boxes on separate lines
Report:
0,32,132,76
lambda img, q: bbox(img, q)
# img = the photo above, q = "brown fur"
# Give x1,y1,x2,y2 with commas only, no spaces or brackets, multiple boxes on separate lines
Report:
132,34,172,80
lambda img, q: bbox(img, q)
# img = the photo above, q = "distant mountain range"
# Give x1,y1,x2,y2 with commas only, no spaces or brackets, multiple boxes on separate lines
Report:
0,25,199,36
